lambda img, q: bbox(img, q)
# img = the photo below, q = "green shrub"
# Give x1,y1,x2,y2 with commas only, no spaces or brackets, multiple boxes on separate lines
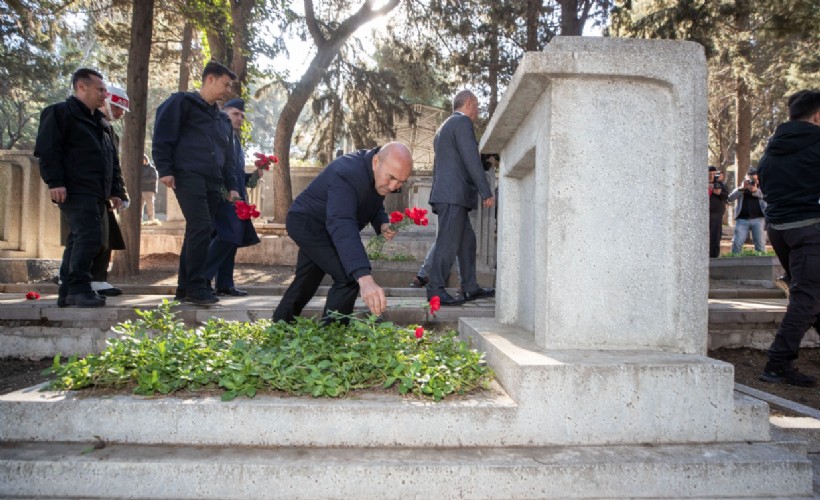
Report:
45,300,492,402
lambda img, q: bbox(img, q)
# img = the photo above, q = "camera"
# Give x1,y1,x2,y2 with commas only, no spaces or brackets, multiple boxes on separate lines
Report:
712,182,722,190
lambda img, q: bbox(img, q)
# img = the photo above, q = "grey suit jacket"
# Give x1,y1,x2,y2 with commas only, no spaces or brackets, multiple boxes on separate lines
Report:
428,112,493,210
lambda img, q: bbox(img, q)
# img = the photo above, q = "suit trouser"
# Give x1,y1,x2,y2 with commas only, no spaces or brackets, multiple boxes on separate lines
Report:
427,202,478,296
59,195,104,296
204,239,238,289
273,213,360,324
766,223,820,369
709,213,723,258
174,170,222,295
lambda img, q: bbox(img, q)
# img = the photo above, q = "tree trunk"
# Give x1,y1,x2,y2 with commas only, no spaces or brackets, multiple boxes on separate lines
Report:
270,0,400,222
111,0,154,277
206,29,229,65
558,0,582,35
734,0,752,185
229,0,253,96
526,0,542,51
488,24,499,116
178,21,193,92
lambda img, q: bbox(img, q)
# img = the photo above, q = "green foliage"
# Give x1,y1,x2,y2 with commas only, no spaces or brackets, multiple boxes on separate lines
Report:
720,249,776,258
45,300,492,402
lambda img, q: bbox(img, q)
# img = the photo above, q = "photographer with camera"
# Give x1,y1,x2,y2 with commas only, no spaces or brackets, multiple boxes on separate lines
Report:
728,170,767,254
708,166,728,258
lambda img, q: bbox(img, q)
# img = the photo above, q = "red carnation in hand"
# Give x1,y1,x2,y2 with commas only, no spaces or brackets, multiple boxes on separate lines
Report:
389,211,404,224
234,200,260,220
415,326,424,339
25,291,40,300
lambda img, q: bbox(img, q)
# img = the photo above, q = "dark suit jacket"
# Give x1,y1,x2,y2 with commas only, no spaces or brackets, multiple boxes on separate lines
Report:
287,148,388,280
428,112,493,210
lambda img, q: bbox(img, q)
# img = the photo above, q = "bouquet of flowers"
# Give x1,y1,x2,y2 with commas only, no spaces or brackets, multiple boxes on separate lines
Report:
366,206,429,259
234,200,261,220
247,152,278,189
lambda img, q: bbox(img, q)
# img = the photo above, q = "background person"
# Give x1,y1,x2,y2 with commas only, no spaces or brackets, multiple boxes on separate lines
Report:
728,170,767,254
203,98,262,296
272,142,413,324
152,61,240,305
426,90,495,306
141,154,159,224
757,89,820,388
708,165,728,258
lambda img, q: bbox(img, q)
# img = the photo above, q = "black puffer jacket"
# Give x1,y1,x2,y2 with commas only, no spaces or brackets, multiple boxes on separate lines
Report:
151,91,238,192
758,121,820,224
34,96,125,201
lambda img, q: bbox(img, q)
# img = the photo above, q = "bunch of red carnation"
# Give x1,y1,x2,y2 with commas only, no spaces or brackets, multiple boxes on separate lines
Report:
234,200,261,220
366,206,429,258
402,207,429,226
253,152,279,171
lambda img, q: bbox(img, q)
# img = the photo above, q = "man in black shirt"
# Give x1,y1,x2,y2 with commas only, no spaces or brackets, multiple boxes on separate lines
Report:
708,166,728,258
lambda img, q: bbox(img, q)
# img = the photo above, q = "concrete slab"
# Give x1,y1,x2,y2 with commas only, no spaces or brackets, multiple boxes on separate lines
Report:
0,441,811,499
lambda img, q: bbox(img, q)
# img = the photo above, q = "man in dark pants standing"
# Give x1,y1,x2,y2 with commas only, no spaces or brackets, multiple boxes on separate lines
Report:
204,98,262,296
708,166,728,258
34,68,126,308
757,90,820,387
426,90,495,306
153,61,240,305
272,142,413,324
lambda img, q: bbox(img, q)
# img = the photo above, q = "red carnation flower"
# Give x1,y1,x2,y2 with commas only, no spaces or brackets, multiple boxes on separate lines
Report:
25,291,40,300
429,296,440,315
389,211,404,224
415,326,424,339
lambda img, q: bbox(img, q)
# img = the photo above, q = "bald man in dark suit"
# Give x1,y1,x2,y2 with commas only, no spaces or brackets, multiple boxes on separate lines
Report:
426,90,495,306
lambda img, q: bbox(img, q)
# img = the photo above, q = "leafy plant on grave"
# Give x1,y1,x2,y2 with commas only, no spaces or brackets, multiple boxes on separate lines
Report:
44,302,492,402
719,249,776,257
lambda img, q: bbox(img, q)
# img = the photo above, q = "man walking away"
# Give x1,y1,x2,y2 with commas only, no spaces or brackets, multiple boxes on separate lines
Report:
757,89,820,387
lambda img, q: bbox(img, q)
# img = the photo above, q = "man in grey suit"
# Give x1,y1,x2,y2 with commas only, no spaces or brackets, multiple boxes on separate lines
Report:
426,90,496,306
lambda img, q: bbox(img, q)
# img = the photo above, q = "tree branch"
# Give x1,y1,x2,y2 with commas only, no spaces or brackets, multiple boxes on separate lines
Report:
304,0,326,48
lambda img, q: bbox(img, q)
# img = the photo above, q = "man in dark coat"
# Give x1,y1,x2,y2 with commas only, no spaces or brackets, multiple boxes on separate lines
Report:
272,142,413,324
34,68,127,307
708,166,728,258
152,61,240,305
757,89,820,387
426,90,495,306
203,98,262,296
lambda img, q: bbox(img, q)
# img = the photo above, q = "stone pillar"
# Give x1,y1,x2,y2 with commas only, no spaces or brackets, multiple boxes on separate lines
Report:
481,37,708,354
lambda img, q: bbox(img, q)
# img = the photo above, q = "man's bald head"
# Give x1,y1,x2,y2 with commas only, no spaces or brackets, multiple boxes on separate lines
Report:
373,142,413,196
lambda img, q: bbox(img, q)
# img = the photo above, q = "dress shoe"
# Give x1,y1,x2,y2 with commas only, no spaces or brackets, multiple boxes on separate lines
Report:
410,275,429,288
95,286,123,297
462,287,495,301
57,283,68,308
217,287,248,297
65,291,106,308
186,289,219,305
428,291,465,306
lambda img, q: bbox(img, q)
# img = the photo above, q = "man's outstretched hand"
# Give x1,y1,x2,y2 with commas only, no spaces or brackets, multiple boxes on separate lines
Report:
357,274,387,316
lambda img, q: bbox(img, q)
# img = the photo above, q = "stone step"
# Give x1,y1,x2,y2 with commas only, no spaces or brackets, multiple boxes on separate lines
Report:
0,440,811,499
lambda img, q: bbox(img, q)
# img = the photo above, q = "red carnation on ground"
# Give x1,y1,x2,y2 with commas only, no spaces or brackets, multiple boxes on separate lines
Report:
25,291,40,300
429,296,441,316
414,326,424,339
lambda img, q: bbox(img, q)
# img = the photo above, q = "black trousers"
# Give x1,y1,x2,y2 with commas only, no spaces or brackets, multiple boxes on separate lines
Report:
426,202,479,297
273,214,359,324
204,239,238,289
709,213,723,258
173,171,223,295
58,195,104,295
766,223,820,369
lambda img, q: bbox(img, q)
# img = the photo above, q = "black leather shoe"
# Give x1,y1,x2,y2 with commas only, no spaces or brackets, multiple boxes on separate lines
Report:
57,284,67,308
96,287,122,297
429,291,466,306
65,291,106,308
217,287,248,297
462,287,495,301
410,276,429,288
186,289,219,305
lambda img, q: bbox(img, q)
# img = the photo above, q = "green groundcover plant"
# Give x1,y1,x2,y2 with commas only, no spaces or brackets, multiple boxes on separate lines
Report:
45,300,493,402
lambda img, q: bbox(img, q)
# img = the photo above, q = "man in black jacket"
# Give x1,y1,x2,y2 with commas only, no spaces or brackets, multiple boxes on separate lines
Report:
757,89,820,387
272,143,413,324
34,68,127,307
153,61,240,305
